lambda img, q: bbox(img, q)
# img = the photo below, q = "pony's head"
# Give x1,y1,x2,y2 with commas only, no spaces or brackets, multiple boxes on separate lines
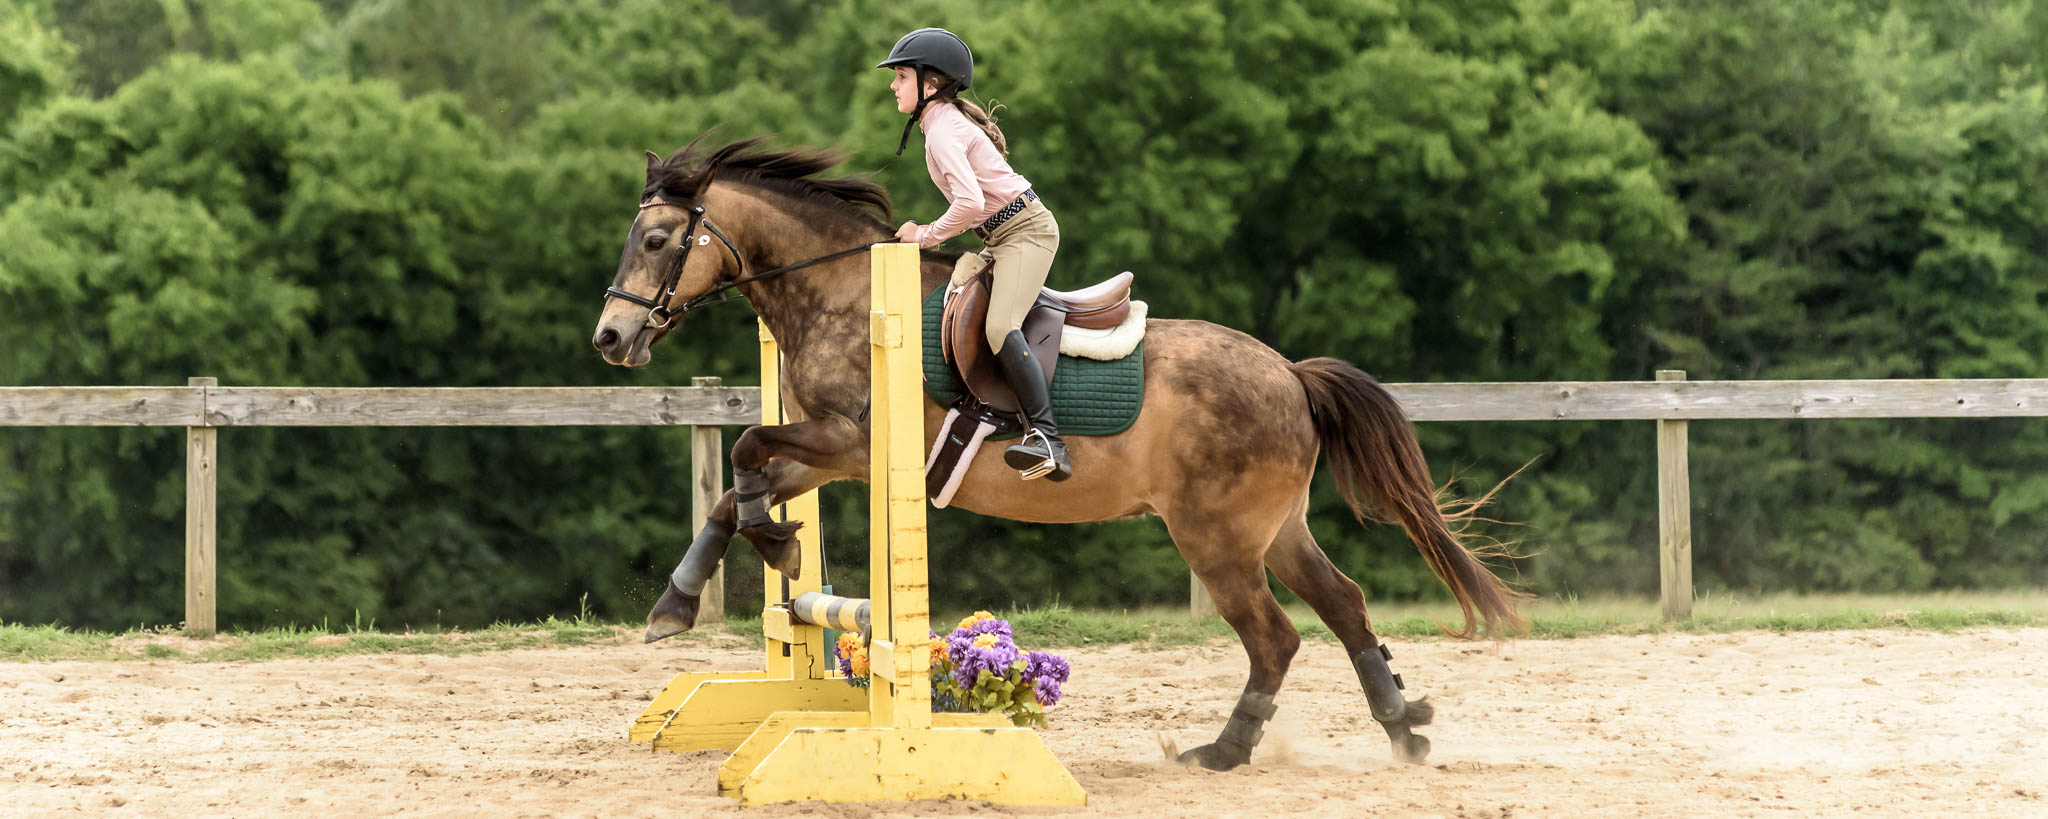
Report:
591,138,892,366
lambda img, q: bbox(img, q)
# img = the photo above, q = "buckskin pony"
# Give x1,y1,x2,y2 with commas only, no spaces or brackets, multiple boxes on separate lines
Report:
589,139,1527,770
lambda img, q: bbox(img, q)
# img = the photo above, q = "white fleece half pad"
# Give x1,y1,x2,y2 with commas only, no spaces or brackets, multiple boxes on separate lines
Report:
1059,299,1147,360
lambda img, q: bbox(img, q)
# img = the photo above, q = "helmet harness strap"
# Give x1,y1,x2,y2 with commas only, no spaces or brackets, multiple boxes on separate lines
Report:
896,66,963,156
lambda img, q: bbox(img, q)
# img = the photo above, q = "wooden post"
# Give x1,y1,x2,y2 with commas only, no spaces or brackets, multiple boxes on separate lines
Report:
1656,370,1693,621
1190,572,1216,618
692,376,726,624
185,376,218,637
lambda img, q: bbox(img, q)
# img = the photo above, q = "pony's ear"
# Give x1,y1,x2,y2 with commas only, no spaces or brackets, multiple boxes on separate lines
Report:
644,150,662,184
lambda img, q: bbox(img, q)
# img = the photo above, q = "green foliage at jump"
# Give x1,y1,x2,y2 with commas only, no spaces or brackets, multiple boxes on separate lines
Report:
3,0,2046,630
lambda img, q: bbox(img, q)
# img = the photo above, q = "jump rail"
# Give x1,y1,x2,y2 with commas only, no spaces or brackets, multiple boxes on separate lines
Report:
9,376,2048,631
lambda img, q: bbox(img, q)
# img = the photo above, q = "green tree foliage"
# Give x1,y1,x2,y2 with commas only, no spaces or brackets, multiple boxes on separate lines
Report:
0,2,75,126
17,0,324,96
4,0,2046,630
1605,0,2048,593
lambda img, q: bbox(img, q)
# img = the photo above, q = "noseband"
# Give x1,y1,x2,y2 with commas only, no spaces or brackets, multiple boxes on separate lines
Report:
604,199,746,329
604,196,874,329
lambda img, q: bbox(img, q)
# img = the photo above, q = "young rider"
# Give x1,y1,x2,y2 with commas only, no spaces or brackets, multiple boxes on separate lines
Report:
878,27,1072,482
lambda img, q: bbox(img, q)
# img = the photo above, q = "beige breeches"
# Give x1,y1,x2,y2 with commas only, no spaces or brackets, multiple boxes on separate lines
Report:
979,199,1059,353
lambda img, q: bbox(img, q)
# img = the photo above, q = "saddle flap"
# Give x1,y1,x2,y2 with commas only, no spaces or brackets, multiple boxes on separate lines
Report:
941,277,1003,412
941,274,1060,414
1021,308,1064,381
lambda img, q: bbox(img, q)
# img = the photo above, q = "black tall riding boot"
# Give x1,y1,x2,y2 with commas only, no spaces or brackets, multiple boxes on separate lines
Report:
994,331,1073,481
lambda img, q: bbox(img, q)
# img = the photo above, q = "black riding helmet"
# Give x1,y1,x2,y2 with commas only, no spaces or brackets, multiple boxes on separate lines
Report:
877,27,974,155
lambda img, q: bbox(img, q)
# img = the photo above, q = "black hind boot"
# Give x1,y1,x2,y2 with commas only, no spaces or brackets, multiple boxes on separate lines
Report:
1354,643,1433,764
994,331,1072,481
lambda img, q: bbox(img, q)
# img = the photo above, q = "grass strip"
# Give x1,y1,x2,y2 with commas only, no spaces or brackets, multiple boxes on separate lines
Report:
4,592,2042,662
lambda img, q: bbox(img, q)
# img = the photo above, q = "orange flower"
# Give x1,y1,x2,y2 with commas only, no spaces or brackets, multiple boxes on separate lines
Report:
956,610,998,631
972,633,999,649
849,647,870,677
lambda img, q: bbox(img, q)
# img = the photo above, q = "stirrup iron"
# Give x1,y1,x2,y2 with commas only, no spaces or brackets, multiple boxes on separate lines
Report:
1013,429,1058,480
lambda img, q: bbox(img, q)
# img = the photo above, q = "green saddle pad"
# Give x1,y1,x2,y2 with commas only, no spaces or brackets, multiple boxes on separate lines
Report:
920,286,1144,440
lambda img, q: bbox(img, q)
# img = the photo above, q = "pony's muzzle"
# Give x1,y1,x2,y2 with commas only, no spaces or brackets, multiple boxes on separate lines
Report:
592,322,655,367
592,326,623,357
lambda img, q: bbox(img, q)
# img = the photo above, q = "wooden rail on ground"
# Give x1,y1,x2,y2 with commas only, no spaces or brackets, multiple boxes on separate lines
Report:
8,376,2048,631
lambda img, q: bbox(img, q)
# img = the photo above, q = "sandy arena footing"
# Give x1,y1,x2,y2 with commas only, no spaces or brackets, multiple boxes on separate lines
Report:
4,628,2045,816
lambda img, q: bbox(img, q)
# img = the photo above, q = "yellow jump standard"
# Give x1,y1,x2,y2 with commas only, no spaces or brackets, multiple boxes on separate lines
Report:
631,243,1085,807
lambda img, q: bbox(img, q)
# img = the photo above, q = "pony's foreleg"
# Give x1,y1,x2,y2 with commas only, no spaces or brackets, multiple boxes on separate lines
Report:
642,418,866,643
1264,517,1434,764
642,491,741,643
726,417,869,577
644,466,841,642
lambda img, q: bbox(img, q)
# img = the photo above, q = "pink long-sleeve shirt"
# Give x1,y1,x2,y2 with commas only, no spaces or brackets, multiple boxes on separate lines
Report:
915,102,1033,247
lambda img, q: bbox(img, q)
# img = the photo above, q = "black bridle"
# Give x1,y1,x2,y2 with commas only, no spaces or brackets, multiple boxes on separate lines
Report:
605,197,873,328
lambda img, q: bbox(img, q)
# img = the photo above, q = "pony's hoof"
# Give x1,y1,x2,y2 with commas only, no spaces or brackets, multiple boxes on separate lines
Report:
643,582,699,643
741,519,805,578
1175,741,1251,772
1393,732,1431,765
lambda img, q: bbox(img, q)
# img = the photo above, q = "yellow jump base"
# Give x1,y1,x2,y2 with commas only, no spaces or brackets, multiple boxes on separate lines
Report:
716,711,1012,793
730,723,1087,807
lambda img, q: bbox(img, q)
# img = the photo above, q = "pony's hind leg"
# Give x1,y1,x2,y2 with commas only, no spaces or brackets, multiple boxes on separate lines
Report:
1167,516,1301,772
1264,516,1434,764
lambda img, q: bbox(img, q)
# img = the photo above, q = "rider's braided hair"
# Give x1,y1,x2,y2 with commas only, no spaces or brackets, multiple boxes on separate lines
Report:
922,71,1008,157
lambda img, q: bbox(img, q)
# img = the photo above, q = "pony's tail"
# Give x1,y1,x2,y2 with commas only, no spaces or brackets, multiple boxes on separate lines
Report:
1289,357,1530,638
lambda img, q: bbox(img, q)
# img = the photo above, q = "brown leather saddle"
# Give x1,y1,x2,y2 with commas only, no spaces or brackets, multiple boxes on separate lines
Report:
941,268,1134,414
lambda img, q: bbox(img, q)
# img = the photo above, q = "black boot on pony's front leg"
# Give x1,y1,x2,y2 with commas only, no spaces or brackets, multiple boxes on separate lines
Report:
1175,686,1276,771
993,330,1072,482
643,519,735,643
730,466,805,577
1354,644,1435,764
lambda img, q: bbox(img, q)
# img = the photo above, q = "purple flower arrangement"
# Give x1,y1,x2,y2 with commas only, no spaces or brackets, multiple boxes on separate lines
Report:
1023,649,1070,706
833,610,1072,727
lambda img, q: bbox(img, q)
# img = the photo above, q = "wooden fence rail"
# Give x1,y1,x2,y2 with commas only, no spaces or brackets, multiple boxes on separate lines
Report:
0,385,762,427
9,376,2048,633
16,378,2048,427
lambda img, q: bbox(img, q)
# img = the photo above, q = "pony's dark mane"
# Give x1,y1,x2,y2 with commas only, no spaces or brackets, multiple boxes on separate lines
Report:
645,137,894,231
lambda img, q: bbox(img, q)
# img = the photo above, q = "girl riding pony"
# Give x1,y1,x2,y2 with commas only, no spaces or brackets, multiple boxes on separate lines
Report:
878,27,1072,482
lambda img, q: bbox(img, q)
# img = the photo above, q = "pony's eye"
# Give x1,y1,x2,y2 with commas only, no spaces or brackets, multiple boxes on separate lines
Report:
644,233,666,251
